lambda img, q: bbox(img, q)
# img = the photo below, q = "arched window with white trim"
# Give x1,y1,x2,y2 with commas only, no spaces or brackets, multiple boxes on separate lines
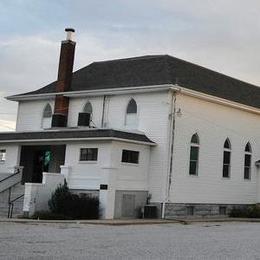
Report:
189,133,199,176
223,138,231,178
42,103,52,129
83,101,93,115
125,98,138,128
244,142,252,180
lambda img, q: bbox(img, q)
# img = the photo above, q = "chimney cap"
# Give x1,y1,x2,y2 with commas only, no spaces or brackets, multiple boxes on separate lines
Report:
65,28,75,33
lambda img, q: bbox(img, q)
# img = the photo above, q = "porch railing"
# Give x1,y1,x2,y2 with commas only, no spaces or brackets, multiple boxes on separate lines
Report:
0,167,24,218
0,168,23,194
8,194,24,218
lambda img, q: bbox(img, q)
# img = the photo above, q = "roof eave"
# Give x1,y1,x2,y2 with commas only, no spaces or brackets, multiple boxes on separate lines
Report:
6,84,172,101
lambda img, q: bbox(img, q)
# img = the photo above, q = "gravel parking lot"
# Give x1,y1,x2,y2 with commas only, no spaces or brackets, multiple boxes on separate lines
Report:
0,221,260,259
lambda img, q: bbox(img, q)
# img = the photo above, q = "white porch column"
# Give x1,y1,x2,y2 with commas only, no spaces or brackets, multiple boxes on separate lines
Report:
99,167,117,219
60,165,71,182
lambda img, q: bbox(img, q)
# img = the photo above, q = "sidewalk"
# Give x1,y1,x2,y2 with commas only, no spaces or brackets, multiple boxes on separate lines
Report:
0,217,260,225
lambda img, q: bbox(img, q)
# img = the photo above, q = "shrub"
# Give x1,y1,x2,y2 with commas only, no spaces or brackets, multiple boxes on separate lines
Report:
247,205,260,218
48,181,100,219
229,205,260,218
31,211,73,220
48,180,72,215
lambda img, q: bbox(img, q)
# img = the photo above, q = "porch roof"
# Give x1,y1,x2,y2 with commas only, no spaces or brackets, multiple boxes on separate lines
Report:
0,129,155,146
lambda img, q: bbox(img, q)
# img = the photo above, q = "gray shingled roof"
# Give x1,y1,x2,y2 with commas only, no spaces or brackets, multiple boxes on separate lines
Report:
0,129,155,145
11,55,260,109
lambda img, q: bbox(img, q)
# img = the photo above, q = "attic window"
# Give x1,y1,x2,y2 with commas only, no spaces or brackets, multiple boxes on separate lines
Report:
83,102,93,114
43,104,52,118
42,103,52,129
125,99,138,129
126,99,137,114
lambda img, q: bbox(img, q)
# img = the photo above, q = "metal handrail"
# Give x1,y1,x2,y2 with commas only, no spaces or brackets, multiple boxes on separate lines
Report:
0,168,21,184
8,194,24,218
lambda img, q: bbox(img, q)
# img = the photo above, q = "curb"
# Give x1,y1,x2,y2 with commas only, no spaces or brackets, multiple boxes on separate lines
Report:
0,218,259,225
0,218,181,226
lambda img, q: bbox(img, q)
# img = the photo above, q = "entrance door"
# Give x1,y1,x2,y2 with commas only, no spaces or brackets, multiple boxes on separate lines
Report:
122,194,136,218
32,150,51,183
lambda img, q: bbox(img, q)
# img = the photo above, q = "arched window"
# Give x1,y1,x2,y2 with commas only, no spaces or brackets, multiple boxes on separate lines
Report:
83,102,93,115
244,142,252,180
77,101,93,127
223,138,231,178
126,99,137,114
42,103,52,129
125,98,138,128
189,133,199,176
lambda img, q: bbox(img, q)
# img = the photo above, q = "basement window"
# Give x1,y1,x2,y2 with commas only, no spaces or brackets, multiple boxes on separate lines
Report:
121,150,139,164
187,206,194,216
79,148,98,161
0,149,6,162
219,206,227,215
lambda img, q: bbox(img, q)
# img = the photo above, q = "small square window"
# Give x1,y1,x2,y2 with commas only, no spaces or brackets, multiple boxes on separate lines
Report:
121,150,139,164
187,206,194,216
79,148,98,161
0,149,6,162
219,206,227,215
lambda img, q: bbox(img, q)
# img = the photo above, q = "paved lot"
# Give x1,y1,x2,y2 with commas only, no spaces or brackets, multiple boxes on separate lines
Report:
0,222,260,259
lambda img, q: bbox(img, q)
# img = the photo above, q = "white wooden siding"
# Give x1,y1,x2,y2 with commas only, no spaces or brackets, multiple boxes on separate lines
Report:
171,93,260,204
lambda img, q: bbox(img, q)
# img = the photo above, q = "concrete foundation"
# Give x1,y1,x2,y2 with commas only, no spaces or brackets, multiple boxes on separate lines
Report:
164,203,251,218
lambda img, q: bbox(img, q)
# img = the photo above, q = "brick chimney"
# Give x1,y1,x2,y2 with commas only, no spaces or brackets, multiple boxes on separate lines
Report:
51,28,76,127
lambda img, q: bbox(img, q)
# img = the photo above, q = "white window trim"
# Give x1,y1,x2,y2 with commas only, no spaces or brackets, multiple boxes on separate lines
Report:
222,147,231,179
189,133,200,176
78,148,98,163
244,150,252,181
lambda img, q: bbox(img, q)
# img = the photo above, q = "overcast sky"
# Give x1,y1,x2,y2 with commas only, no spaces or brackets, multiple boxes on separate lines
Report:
1,0,260,131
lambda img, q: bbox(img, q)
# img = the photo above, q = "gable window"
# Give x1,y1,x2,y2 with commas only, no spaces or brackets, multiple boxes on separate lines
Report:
79,148,98,161
244,142,252,180
78,102,93,127
189,133,199,176
83,102,93,115
223,138,231,178
125,98,138,129
0,149,6,162
42,103,52,129
121,149,139,164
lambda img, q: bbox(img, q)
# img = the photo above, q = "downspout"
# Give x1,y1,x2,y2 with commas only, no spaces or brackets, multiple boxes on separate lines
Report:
101,95,107,128
162,88,178,219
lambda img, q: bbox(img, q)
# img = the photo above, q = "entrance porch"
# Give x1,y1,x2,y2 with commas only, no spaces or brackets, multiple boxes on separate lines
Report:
20,145,66,184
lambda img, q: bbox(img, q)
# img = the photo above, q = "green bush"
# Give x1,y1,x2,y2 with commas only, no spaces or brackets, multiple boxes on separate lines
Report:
48,181,100,219
229,205,260,218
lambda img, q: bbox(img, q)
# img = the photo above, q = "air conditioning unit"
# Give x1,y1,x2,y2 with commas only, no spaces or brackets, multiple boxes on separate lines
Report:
143,205,158,219
78,112,91,127
51,114,67,127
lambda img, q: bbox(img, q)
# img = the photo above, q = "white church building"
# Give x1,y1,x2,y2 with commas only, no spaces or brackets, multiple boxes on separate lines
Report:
0,28,260,219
